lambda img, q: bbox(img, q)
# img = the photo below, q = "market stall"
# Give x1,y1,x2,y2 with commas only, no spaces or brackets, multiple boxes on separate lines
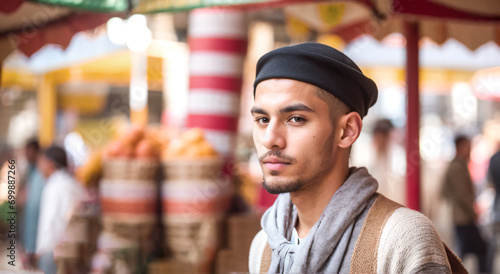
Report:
131,0,500,212
1,0,500,273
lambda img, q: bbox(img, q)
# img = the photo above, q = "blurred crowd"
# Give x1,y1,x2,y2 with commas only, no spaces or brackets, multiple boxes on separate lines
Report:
1,116,500,273
1,141,91,273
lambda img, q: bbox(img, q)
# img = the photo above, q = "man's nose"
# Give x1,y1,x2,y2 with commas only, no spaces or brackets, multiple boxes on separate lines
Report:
262,121,286,149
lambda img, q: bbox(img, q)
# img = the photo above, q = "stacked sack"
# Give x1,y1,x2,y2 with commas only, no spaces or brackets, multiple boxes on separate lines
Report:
99,125,165,265
161,128,230,272
215,214,262,273
89,232,140,274
60,150,104,272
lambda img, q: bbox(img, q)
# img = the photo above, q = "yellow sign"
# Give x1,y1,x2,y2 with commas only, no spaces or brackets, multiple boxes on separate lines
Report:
318,3,345,28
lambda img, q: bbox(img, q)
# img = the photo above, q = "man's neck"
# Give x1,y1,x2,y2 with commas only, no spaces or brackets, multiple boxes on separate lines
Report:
45,168,57,180
291,164,350,239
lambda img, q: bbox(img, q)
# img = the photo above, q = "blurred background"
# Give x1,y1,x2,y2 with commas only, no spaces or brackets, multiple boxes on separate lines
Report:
0,0,500,273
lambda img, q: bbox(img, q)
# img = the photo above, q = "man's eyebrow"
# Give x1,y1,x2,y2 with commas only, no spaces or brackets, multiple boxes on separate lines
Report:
280,104,315,114
250,107,268,115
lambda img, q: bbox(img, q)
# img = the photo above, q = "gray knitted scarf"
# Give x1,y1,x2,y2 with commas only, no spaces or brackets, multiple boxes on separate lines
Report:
261,167,378,273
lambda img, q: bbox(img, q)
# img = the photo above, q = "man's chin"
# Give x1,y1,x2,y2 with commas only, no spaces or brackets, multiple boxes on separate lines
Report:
262,178,304,194
262,183,285,195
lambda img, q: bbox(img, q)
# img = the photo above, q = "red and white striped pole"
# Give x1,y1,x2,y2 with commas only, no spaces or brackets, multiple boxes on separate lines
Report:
187,9,248,163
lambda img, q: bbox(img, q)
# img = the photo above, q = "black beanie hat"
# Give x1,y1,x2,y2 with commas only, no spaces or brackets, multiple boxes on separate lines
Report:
253,43,378,117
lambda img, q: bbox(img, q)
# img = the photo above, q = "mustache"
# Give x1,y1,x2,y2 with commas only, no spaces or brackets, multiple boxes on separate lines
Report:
258,151,296,164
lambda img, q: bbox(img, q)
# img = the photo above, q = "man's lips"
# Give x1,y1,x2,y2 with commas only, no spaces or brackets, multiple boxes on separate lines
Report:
264,163,289,171
262,158,290,171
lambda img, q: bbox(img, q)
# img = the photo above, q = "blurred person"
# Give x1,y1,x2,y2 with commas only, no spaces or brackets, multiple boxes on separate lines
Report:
372,118,394,155
489,141,500,270
18,139,45,268
36,145,85,274
248,43,463,273
441,135,489,273
368,118,406,205
489,142,500,223
488,140,500,243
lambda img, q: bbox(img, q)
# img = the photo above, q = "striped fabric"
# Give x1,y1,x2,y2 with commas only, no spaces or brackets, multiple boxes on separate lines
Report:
186,9,247,158
100,180,157,215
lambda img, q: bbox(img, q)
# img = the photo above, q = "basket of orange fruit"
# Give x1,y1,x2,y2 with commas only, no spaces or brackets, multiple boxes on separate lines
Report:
161,128,222,181
102,125,167,180
99,125,169,224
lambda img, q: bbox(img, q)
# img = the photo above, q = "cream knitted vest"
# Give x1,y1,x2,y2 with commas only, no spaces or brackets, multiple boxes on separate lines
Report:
251,195,466,273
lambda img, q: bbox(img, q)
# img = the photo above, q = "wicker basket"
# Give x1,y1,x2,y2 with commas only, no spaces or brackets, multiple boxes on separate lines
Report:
161,182,231,217
102,216,157,240
103,159,159,180
100,179,159,219
215,249,238,274
93,232,142,273
163,217,220,265
215,214,262,273
162,158,223,181
226,214,262,250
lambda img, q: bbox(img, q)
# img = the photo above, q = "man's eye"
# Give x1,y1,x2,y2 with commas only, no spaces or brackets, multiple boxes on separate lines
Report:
289,117,306,123
255,117,269,124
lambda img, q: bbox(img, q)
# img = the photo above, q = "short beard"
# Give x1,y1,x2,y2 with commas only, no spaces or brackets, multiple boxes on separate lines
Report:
262,177,305,194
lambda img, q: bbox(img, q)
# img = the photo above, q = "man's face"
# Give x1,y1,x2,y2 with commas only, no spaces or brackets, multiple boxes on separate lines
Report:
25,146,38,164
457,140,472,160
38,155,54,179
373,132,391,153
252,79,340,194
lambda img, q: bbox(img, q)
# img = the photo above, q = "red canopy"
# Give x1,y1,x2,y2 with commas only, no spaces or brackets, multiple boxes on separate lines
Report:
0,2,124,63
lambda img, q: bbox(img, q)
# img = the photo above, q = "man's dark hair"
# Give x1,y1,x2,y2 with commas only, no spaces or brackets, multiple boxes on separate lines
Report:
373,119,394,135
454,135,470,148
25,138,40,151
43,146,67,169
315,88,350,124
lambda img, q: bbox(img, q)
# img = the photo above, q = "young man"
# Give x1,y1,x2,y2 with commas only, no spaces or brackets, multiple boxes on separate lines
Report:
249,43,460,273
36,146,84,274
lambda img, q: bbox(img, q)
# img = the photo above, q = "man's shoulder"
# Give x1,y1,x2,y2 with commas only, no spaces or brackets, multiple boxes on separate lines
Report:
447,158,462,170
361,195,440,248
362,195,443,252
382,207,437,235
251,229,268,246
443,159,467,179
46,170,83,196
54,170,80,185
249,230,268,273
383,208,443,249
375,206,451,273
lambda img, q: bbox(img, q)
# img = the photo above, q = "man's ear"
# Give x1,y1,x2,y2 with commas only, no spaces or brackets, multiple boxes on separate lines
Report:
337,112,362,149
